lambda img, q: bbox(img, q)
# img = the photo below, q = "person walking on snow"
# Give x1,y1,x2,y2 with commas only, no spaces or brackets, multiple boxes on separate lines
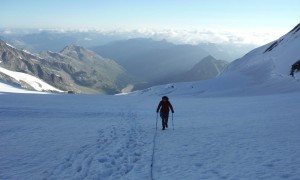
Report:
156,96,174,130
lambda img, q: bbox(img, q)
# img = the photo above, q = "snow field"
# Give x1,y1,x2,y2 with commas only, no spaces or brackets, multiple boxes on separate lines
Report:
0,81,49,94
1,93,300,179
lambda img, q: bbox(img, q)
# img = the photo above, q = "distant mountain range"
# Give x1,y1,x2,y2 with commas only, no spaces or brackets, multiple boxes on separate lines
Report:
0,30,125,53
0,30,256,62
0,39,133,94
92,38,228,89
0,37,229,94
2,24,300,95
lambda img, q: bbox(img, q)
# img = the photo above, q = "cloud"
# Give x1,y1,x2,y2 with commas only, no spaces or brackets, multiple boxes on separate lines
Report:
1,27,285,46
102,28,285,45
3,30,12,34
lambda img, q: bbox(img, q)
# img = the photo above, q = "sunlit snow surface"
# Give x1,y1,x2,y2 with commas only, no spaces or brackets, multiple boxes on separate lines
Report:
1,91,300,179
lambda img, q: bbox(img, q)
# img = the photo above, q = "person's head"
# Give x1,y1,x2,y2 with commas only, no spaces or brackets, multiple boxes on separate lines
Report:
162,96,169,101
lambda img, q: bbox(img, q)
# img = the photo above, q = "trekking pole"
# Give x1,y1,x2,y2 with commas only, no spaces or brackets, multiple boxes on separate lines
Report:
172,113,174,130
156,113,158,130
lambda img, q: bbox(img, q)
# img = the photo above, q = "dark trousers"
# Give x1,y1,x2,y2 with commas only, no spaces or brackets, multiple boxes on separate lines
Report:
160,112,169,129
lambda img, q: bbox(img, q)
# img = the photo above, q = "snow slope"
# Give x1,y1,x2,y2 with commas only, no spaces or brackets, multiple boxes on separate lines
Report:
0,81,50,94
0,67,63,93
1,93,300,179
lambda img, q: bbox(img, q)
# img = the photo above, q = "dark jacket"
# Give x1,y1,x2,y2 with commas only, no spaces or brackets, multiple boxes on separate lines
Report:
156,100,174,114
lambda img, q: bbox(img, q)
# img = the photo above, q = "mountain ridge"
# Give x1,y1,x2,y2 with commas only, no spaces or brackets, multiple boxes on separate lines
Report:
0,40,134,94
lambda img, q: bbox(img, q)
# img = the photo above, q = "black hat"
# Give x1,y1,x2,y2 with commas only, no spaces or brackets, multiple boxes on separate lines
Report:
162,96,169,100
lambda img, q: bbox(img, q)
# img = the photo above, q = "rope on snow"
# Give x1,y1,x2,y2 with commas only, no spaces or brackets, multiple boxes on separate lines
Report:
150,114,158,180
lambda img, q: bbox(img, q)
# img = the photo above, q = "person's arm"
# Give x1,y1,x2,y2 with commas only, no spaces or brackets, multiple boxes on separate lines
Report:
169,102,174,113
156,101,162,113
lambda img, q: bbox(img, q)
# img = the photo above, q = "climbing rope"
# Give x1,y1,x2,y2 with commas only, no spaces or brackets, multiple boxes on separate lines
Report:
150,114,158,180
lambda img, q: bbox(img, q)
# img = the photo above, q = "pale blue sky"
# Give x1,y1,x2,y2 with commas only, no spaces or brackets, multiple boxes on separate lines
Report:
1,0,299,30
1,0,300,44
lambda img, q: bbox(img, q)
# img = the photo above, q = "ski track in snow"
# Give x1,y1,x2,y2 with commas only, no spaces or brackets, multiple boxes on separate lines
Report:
43,112,149,180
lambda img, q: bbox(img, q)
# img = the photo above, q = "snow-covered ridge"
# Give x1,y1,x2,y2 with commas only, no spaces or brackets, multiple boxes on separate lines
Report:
0,66,63,93
22,49,42,59
5,42,16,49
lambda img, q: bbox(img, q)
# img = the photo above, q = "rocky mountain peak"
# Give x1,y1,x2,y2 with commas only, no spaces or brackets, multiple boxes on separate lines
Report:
59,45,102,62
200,55,216,63
61,44,82,53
